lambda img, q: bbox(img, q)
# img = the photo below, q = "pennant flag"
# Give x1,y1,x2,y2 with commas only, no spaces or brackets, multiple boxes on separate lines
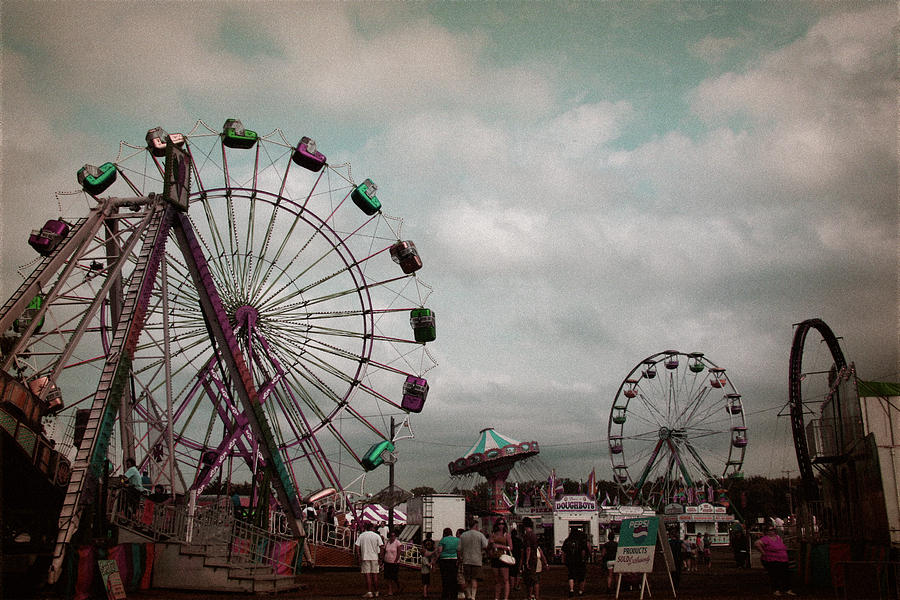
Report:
539,486,553,509
552,469,564,498
601,492,612,508
586,468,596,500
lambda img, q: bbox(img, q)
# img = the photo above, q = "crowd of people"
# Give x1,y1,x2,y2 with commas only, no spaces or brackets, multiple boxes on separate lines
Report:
355,517,557,600
354,518,657,600
354,520,797,599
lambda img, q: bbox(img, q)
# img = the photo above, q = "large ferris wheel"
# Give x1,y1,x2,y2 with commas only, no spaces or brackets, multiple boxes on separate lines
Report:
0,120,437,581
607,350,747,509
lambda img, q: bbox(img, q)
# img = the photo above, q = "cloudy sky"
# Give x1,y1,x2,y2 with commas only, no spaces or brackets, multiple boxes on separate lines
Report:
1,1,896,494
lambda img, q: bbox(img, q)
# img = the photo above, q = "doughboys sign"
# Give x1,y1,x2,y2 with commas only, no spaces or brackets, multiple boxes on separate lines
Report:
554,494,597,512
614,516,660,573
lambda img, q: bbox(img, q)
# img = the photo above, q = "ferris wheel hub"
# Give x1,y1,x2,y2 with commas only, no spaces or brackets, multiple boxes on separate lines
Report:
234,305,259,328
658,427,686,440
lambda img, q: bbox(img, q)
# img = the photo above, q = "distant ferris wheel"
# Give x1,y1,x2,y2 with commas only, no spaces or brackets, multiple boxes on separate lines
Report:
607,350,747,508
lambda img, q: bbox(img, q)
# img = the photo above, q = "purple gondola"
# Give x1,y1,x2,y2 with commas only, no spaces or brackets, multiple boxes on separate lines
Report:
401,375,429,413
28,220,70,256
292,136,327,172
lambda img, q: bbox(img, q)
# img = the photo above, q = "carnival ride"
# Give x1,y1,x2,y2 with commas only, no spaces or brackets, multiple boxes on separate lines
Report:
448,427,540,514
608,350,747,510
787,318,900,545
788,318,848,503
0,119,436,583
784,319,900,595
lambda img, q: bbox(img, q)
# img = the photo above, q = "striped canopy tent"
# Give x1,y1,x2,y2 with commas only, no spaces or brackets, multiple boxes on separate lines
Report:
448,427,539,514
348,504,407,525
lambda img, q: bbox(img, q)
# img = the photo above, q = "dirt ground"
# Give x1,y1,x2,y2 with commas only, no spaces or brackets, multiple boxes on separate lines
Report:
127,547,840,600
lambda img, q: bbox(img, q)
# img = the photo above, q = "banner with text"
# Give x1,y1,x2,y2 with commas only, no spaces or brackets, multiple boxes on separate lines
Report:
614,516,659,573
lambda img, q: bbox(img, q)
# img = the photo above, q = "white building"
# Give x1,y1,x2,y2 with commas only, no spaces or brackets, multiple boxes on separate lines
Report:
661,502,735,546
550,494,602,550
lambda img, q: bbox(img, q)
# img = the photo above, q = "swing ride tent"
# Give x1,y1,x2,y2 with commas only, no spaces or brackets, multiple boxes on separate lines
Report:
448,427,540,514
449,427,539,477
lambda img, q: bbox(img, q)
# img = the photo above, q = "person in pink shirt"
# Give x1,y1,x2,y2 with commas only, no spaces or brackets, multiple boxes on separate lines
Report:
754,525,795,596
383,530,403,596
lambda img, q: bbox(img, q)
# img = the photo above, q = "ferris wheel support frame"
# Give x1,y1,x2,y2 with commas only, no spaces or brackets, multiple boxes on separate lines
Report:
171,210,305,538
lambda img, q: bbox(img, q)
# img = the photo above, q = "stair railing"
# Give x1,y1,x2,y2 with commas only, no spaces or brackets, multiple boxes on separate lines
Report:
229,515,302,576
108,487,303,575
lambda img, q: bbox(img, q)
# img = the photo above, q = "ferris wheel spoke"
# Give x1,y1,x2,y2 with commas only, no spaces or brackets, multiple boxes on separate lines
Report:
679,402,723,433
631,385,670,423
680,441,718,483
245,195,320,299
623,405,667,433
676,386,713,427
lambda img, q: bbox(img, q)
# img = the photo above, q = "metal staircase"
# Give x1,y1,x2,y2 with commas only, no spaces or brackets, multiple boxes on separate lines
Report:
47,202,171,584
109,491,300,592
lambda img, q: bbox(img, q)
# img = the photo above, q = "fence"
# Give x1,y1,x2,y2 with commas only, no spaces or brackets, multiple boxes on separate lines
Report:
834,561,900,600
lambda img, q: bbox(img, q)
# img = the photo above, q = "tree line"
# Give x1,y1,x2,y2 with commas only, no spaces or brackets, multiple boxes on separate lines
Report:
411,475,796,525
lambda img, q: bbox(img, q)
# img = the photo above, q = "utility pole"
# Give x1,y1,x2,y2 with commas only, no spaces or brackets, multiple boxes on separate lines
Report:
388,417,396,531
782,469,794,517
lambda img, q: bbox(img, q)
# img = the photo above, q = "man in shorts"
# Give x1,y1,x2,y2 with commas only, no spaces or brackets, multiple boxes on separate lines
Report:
458,518,488,600
355,521,384,598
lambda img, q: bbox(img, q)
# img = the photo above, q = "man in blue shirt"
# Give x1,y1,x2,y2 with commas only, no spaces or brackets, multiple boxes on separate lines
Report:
124,458,147,494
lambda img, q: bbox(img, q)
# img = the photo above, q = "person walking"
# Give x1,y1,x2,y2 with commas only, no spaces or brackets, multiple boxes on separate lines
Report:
601,530,618,592
702,533,712,571
509,526,523,592
667,528,682,590
459,519,489,600
755,525,795,596
521,517,548,600
488,519,513,600
384,530,403,596
695,534,708,573
435,527,460,600
561,528,589,597
681,534,695,572
355,521,384,598
730,526,750,568
422,533,436,599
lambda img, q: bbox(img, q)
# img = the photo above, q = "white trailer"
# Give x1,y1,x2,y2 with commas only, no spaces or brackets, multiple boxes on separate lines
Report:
406,494,466,542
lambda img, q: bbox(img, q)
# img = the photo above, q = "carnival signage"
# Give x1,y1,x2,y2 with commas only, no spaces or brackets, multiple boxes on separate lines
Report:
618,505,648,515
614,516,660,573
554,494,596,512
663,503,684,515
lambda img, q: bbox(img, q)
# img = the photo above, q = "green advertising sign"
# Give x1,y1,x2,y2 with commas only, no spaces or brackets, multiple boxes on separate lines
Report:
614,516,659,573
